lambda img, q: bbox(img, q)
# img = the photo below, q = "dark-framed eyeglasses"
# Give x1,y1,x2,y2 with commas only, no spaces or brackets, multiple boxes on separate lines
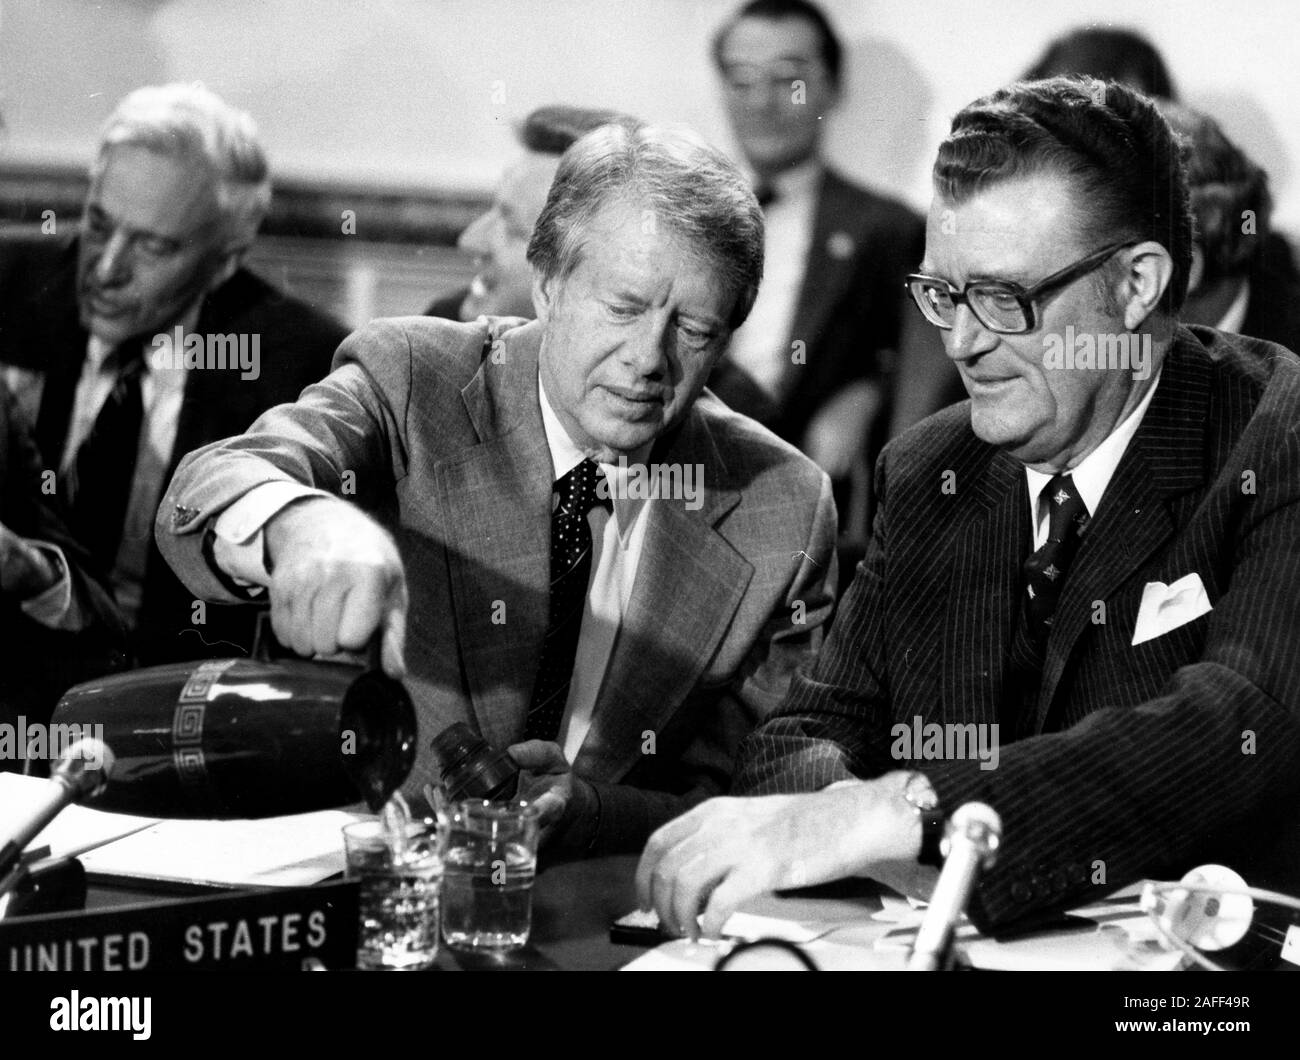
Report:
904,240,1139,335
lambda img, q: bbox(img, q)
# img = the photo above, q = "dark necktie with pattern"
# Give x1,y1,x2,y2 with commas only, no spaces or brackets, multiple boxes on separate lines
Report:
67,342,146,571
524,458,612,742
1005,473,1091,733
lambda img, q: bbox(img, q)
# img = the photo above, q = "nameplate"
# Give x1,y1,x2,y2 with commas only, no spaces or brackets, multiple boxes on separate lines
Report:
0,880,359,971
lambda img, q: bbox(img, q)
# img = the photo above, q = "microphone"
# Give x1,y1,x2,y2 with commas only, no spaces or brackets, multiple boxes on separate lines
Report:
1141,864,1254,953
1139,864,1300,969
0,739,114,880
908,801,1002,971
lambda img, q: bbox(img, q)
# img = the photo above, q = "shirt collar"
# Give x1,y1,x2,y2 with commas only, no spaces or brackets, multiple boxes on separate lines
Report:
1215,278,1251,334
537,372,653,539
86,334,115,374
87,300,205,378
538,371,588,481
1024,364,1164,523
770,159,822,200
750,159,822,203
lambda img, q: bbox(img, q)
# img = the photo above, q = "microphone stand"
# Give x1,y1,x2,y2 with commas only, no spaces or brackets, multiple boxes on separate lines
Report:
908,802,1002,971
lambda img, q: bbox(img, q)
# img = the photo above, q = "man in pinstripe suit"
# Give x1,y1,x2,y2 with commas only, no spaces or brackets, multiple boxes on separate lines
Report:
638,78,1300,938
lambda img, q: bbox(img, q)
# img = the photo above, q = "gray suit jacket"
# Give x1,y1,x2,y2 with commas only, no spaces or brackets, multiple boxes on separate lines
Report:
157,316,836,854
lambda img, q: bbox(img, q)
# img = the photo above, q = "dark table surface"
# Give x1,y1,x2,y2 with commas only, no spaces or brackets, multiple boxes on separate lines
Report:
85,853,650,971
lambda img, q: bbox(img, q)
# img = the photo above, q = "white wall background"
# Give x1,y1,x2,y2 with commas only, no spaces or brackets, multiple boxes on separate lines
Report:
2,0,1297,232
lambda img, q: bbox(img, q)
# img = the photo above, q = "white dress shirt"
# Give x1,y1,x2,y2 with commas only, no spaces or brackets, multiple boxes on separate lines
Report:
1024,368,1163,549
725,160,821,400
212,371,657,762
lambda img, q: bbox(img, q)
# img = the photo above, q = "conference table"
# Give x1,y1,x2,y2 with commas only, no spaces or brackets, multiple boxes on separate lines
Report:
84,853,895,971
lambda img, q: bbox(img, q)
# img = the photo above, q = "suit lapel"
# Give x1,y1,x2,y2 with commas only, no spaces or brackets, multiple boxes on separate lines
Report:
942,437,1025,730
169,337,251,487
788,170,862,353
169,295,231,482
434,323,552,752
1034,333,1211,728
572,414,749,782
33,252,90,467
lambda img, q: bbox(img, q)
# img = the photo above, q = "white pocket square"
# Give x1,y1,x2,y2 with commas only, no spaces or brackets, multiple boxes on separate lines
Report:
1131,572,1213,646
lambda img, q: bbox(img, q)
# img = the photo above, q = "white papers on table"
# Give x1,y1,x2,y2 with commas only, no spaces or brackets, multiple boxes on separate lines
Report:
77,810,368,888
0,773,158,861
619,881,1184,971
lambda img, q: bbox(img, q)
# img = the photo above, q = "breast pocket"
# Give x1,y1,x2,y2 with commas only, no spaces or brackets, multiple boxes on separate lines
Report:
1123,609,1212,702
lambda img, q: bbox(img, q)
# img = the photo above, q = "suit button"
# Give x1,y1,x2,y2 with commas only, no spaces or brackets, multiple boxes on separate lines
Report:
1010,881,1032,904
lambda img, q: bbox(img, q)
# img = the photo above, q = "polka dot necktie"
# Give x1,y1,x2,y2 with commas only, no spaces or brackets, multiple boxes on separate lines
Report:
524,458,612,742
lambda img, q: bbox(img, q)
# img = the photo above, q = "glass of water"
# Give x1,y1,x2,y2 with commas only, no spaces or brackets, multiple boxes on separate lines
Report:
441,799,540,953
343,818,444,970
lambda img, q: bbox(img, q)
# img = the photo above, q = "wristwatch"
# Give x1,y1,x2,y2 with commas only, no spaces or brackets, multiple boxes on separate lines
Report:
902,771,945,868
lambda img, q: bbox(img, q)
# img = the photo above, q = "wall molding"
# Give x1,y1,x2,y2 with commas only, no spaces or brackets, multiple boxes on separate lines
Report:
0,163,489,245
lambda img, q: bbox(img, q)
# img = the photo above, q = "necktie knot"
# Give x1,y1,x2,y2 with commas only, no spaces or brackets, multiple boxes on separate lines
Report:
1044,473,1089,544
106,337,148,377
556,459,611,517
754,183,777,209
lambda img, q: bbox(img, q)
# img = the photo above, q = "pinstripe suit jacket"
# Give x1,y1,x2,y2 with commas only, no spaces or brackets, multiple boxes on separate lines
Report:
736,324,1300,931
157,317,836,856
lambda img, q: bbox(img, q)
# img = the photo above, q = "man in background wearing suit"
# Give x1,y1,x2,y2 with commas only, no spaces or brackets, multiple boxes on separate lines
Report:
639,78,1300,938
0,84,348,665
157,122,837,858
1160,102,1300,354
708,0,951,546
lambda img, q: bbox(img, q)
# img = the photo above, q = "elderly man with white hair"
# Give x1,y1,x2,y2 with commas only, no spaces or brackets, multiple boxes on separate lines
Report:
0,83,348,666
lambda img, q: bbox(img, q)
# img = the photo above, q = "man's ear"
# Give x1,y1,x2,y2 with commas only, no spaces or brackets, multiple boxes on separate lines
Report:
531,272,554,324
1120,241,1174,331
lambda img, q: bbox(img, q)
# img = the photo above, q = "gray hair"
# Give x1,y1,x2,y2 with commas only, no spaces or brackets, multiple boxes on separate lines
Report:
92,83,271,249
518,104,634,155
527,122,765,329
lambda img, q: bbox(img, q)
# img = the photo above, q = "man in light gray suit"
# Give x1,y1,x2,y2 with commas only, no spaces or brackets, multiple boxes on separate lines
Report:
156,122,837,858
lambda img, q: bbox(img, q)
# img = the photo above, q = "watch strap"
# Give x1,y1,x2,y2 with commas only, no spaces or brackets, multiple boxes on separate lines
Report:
918,805,946,868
